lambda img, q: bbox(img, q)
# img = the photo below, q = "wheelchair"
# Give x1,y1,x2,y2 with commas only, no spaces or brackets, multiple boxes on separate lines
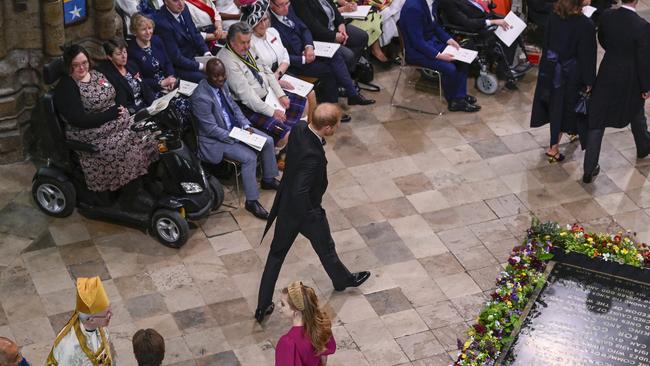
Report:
434,7,532,94
31,58,224,248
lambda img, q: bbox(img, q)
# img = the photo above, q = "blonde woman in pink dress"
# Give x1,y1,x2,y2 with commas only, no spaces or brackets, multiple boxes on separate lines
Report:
275,281,336,366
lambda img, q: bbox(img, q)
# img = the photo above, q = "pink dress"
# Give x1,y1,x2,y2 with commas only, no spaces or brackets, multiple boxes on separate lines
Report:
275,326,336,366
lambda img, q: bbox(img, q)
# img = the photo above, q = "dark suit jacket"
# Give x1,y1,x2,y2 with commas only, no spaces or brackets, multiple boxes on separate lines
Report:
400,0,451,66
127,36,176,93
154,6,209,73
589,7,650,129
438,0,490,32
270,8,315,66
97,60,155,113
190,79,251,164
264,121,328,235
292,0,344,43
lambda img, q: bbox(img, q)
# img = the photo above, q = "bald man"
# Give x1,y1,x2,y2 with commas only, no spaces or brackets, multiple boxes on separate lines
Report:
255,103,370,323
0,337,30,366
191,58,280,219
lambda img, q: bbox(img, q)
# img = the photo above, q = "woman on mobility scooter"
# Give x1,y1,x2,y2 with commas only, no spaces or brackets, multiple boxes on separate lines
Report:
34,44,223,248
54,45,159,196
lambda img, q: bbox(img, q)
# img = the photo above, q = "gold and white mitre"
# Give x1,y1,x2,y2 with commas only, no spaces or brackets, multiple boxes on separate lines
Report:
45,277,113,366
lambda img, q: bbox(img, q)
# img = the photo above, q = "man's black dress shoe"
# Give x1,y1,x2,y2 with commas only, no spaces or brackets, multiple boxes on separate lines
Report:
245,200,269,220
334,271,371,291
261,178,280,190
465,95,477,105
448,99,481,113
348,94,376,106
341,114,352,123
638,150,649,159
254,303,274,323
582,164,600,184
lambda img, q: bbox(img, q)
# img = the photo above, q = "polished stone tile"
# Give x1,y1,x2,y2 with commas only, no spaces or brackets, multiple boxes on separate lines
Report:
172,306,219,334
381,309,429,339
125,293,169,320
396,330,445,361
208,298,253,327
416,301,462,330
393,173,435,196
365,288,412,316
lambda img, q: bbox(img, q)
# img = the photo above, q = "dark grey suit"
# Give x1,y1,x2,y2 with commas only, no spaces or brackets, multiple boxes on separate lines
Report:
191,79,278,200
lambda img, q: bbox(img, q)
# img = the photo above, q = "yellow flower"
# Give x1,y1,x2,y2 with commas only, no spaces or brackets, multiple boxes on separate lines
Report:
560,232,567,236
587,237,594,243
622,249,628,255
506,301,512,307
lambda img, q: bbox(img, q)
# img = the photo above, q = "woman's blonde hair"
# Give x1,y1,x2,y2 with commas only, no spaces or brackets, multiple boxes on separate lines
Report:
130,13,155,35
283,282,333,354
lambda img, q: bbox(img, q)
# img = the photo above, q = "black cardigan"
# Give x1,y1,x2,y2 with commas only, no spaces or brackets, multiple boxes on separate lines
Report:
97,60,155,114
53,73,119,130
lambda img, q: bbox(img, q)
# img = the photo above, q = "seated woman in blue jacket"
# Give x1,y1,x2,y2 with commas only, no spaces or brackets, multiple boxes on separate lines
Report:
127,13,192,123
399,0,481,112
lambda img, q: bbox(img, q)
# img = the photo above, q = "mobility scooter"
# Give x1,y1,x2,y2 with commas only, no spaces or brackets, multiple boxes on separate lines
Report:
31,58,224,248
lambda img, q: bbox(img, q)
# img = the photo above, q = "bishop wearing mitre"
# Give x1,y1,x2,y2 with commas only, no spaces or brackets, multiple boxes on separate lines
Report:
46,276,113,366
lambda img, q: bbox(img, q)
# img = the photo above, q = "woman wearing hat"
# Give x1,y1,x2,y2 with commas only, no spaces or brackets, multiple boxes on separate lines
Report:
242,0,317,124
276,281,336,366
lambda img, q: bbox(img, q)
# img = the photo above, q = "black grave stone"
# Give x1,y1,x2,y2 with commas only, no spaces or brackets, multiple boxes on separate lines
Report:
503,263,650,366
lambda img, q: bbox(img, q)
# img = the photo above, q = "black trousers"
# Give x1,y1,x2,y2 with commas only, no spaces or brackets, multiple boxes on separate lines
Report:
257,208,352,309
337,24,369,72
584,108,650,175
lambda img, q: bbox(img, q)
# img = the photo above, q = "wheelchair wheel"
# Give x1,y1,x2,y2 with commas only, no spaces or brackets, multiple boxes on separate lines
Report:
151,209,189,248
476,73,499,95
207,175,225,211
32,177,76,218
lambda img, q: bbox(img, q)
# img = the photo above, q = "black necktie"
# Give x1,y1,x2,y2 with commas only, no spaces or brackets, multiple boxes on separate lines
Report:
178,14,188,32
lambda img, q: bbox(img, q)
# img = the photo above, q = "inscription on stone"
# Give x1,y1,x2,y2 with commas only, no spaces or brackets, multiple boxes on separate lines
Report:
504,263,650,366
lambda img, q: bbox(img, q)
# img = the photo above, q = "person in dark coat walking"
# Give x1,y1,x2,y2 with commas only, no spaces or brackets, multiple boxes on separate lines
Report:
255,104,370,323
582,0,650,183
530,0,596,162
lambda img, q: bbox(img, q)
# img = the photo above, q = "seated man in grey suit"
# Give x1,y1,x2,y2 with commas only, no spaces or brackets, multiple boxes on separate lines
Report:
191,58,280,219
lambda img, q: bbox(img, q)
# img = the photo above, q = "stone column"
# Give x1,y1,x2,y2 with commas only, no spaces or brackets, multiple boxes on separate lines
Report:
94,0,117,40
42,0,64,57
0,4,5,59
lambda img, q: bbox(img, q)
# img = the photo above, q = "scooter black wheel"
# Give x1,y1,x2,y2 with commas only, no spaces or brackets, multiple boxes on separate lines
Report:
151,209,189,248
207,175,225,210
32,177,76,218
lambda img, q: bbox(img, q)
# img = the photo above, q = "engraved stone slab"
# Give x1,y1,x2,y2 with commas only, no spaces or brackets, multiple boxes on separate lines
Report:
505,263,650,366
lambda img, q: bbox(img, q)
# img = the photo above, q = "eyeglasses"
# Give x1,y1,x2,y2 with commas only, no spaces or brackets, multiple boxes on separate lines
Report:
71,60,89,70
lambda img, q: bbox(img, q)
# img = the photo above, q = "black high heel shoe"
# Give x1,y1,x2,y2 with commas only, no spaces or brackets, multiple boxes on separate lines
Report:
254,303,275,323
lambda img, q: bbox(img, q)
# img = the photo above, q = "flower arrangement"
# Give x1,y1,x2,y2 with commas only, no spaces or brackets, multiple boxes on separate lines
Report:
453,219,649,366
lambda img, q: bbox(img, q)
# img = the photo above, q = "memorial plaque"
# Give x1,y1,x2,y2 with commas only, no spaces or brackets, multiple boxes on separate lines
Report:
504,263,650,366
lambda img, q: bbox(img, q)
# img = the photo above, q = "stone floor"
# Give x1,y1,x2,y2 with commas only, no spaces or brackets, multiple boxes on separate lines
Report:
4,33,650,366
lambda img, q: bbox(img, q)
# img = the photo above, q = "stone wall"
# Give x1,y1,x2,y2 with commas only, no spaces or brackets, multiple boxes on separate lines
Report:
0,0,122,163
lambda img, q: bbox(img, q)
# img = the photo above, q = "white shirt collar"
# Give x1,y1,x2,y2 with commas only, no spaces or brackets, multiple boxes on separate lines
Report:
620,4,637,12
307,124,325,144
167,7,183,20
426,0,434,9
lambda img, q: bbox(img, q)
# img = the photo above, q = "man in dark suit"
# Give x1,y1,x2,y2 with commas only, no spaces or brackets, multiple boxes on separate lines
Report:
582,0,650,183
400,0,481,112
191,58,280,219
268,0,375,111
291,0,368,71
254,104,370,323
155,0,212,82
437,0,531,74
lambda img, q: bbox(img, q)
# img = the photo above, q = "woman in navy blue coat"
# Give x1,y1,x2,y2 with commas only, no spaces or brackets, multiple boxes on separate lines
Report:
530,0,596,162
127,13,192,122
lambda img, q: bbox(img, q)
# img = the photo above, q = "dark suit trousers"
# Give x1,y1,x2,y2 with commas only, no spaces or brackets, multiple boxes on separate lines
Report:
257,208,352,309
337,24,369,72
584,108,650,174
292,52,357,102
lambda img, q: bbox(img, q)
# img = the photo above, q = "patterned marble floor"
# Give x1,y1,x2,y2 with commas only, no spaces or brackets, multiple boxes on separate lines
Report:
3,20,650,365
